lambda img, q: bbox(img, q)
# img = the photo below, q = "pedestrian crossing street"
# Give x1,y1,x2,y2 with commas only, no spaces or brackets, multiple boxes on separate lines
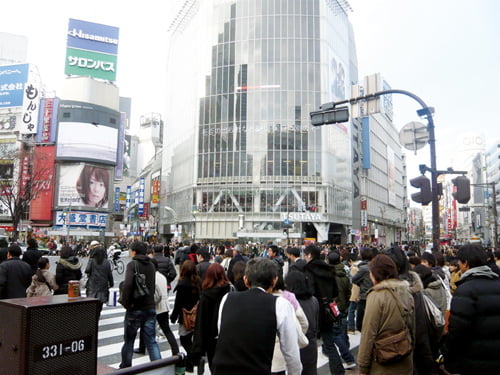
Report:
96,296,361,371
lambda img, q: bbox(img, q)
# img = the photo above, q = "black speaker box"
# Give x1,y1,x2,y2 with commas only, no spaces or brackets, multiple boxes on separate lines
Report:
0,295,99,374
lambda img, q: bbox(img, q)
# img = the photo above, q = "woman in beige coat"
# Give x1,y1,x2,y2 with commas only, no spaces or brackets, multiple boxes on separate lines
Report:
357,254,415,375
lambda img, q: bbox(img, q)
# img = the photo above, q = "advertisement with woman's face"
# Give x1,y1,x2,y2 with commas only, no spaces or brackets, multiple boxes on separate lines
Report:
57,163,112,209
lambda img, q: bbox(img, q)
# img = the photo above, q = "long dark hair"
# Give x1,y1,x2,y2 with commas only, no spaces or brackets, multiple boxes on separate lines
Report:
76,165,109,206
92,246,106,265
202,263,229,289
180,260,201,294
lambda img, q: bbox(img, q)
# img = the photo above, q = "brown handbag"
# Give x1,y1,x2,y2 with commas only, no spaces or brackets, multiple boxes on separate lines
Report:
373,288,412,365
182,301,199,331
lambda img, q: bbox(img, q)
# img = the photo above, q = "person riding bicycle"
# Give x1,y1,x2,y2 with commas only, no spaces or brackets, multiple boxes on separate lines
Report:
108,244,122,265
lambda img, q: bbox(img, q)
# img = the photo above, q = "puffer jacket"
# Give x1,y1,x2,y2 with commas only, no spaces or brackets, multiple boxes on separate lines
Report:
352,260,373,300
304,259,338,330
27,269,59,297
54,256,82,295
357,278,415,375
443,265,500,375
334,263,351,314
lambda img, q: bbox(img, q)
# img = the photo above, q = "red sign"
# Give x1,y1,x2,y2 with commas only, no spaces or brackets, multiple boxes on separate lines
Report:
151,179,159,204
41,98,54,142
141,202,149,218
360,197,367,210
29,146,56,221
20,154,30,198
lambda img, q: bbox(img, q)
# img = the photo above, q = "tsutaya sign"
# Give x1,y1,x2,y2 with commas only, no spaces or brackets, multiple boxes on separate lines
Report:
280,212,325,222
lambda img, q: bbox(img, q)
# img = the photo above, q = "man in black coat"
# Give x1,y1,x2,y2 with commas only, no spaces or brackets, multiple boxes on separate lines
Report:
286,246,306,272
0,238,9,263
153,244,176,289
304,244,344,375
0,244,32,299
119,241,161,368
22,238,44,274
442,245,500,375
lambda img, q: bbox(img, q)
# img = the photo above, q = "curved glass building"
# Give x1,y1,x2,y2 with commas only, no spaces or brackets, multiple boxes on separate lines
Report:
161,0,357,243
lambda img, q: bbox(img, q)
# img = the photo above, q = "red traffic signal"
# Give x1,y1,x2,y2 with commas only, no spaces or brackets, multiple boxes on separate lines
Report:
452,176,470,204
410,175,432,205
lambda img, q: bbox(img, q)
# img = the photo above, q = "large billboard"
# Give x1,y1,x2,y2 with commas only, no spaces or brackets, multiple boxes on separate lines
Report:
0,63,29,108
29,146,56,221
57,163,114,210
56,100,119,164
65,18,119,81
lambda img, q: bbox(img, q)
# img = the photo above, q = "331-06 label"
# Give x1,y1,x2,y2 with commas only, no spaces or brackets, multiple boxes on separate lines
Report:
34,336,92,361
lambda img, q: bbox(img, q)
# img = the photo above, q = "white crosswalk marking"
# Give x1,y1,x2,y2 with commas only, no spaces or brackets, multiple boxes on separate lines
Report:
94,295,360,372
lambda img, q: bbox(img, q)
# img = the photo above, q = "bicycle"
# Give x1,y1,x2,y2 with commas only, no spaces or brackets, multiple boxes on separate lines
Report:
110,250,125,274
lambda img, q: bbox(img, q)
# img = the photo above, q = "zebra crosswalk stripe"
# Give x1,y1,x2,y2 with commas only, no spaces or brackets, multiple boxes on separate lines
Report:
95,295,360,371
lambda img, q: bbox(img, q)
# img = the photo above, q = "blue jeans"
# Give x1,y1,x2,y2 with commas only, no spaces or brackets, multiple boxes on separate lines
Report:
119,309,161,368
347,301,358,331
321,326,345,375
332,316,355,363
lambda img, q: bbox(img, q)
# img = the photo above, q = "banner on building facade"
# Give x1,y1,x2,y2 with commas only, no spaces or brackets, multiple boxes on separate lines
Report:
29,146,56,221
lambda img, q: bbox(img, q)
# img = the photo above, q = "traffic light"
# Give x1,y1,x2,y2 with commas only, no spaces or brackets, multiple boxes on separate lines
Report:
452,176,470,204
410,175,432,205
310,106,349,126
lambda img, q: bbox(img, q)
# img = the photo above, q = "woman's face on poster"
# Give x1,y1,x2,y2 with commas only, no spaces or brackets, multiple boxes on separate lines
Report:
87,172,106,207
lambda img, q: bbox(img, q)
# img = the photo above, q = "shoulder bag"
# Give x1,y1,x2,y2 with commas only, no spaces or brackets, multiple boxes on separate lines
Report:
182,301,199,331
373,288,412,365
133,261,150,299
422,293,445,330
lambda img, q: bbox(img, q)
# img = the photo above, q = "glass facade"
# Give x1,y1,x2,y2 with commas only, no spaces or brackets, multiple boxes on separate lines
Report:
162,0,357,242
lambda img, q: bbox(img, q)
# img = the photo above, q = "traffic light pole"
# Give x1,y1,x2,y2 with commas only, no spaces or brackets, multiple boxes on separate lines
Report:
324,89,441,250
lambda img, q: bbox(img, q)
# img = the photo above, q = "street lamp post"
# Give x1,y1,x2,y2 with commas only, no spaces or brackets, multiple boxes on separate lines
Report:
314,89,441,250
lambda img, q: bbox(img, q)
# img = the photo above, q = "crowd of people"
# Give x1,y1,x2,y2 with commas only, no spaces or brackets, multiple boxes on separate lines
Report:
116,240,500,375
1,237,499,374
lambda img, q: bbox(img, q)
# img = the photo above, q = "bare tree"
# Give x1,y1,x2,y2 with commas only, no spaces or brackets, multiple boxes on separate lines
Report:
0,141,54,241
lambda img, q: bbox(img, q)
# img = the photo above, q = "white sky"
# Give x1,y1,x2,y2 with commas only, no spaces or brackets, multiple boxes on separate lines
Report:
3,0,499,176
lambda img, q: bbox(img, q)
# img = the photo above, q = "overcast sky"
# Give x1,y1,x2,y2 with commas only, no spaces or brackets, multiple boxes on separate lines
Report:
3,0,499,175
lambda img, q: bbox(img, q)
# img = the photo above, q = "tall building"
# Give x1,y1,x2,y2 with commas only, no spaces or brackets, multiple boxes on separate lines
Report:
351,74,406,246
160,0,357,243
485,140,499,246
451,132,488,243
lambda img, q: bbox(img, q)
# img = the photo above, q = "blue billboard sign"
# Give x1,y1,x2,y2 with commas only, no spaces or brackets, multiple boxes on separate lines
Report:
67,18,119,55
0,63,29,108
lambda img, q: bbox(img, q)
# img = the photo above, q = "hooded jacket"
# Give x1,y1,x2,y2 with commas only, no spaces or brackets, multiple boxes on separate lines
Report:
119,254,156,311
304,259,338,330
192,284,231,357
443,265,500,375
352,260,373,300
333,262,351,314
357,278,415,375
54,256,82,295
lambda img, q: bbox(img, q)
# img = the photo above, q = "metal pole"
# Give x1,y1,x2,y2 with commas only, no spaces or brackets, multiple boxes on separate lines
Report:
492,182,498,247
330,89,441,251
